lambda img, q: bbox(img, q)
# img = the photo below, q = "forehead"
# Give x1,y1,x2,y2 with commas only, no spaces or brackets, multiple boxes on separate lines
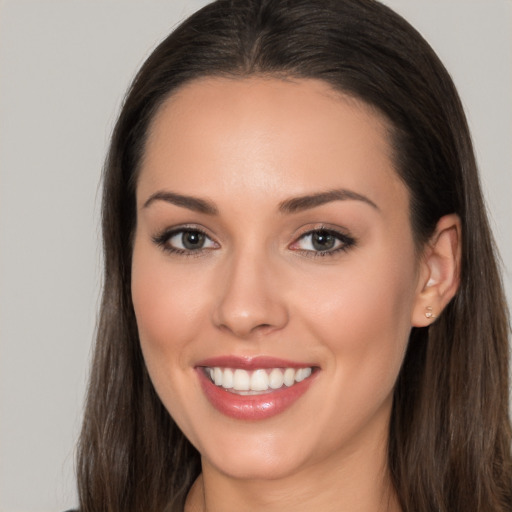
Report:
138,76,406,212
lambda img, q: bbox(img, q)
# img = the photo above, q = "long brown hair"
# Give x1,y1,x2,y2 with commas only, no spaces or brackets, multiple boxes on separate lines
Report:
76,1,512,510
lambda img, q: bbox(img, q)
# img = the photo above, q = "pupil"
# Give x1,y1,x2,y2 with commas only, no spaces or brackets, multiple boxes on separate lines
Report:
182,231,205,250
312,231,335,251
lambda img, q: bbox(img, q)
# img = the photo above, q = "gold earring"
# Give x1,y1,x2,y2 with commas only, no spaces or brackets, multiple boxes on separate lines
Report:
425,306,436,319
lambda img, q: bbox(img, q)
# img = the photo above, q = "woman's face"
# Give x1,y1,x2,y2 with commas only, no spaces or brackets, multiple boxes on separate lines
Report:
132,77,424,480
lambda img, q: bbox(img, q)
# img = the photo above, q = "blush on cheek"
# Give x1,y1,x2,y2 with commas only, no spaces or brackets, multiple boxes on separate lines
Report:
312,258,413,389
133,289,184,359
131,257,210,372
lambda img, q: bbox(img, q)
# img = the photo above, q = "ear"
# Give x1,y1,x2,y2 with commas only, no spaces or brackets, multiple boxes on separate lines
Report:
411,214,462,327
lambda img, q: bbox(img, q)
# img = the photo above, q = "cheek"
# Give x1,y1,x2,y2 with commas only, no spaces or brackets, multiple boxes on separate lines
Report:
305,248,414,329
130,238,212,438
131,239,207,370
298,243,417,400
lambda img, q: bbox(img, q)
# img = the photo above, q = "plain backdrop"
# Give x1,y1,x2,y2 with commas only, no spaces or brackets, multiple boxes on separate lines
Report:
0,1,510,511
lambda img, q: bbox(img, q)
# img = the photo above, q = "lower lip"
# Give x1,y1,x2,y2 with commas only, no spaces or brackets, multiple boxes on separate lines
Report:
197,369,317,420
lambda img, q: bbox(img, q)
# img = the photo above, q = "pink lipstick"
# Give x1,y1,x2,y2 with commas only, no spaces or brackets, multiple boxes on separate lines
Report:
196,356,318,420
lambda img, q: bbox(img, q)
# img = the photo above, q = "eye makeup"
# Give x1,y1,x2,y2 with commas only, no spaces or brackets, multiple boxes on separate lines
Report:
152,225,219,256
151,222,356,259
290,227,356,258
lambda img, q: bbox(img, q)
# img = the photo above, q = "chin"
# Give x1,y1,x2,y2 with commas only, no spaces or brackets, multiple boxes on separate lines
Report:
205,450,305,481
194,423,318,481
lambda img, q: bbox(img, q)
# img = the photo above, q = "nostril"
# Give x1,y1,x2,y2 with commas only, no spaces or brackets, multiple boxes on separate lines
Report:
211,263,290,337
250,323,275,335
216,321,277,339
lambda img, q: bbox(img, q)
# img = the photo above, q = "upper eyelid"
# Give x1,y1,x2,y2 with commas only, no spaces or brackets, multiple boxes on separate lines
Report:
152,224,354,249
152,227,219,258
299,227,346,236
152,225,217,245
294,228,352,243
292,224,352,239
154,224,215,238
289,226,356,252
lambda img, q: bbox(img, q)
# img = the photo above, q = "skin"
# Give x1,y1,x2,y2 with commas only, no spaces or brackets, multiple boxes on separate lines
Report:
131,77,460,512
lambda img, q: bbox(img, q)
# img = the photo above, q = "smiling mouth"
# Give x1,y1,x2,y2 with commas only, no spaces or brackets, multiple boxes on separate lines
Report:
203,366,314,395
197,358,319,420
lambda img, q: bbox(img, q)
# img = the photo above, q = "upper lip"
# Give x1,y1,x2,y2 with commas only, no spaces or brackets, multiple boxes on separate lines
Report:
195,355,318,370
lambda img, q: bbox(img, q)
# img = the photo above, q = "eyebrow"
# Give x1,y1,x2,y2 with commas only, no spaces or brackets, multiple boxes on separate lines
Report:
278,188,379,213
142,187,378,215
143,191,218,215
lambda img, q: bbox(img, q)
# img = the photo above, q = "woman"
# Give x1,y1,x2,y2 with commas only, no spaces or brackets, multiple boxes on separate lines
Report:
76,0,512,511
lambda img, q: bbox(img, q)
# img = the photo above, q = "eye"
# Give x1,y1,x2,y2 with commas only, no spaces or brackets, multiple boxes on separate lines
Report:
169,230,213,250
153,228,218,254
291,228,355,256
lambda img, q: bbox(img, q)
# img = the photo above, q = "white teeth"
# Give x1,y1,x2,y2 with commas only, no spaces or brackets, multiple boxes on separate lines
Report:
250,369,269,391
295,367,312,382
283,368,295,387
223,368,234,389
233,369,250,391
206,366,313,393
269,368,284,389
214,367,223,386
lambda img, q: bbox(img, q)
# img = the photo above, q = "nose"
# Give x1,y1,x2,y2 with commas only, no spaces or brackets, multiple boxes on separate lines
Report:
212,249,289,339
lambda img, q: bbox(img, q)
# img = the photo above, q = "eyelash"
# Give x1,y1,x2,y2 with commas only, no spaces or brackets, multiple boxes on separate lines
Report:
291,227,356,258
152,226,356,258
152,226,217,257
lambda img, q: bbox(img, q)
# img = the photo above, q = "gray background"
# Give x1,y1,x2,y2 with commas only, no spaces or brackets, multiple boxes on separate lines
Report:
0,1,510,511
